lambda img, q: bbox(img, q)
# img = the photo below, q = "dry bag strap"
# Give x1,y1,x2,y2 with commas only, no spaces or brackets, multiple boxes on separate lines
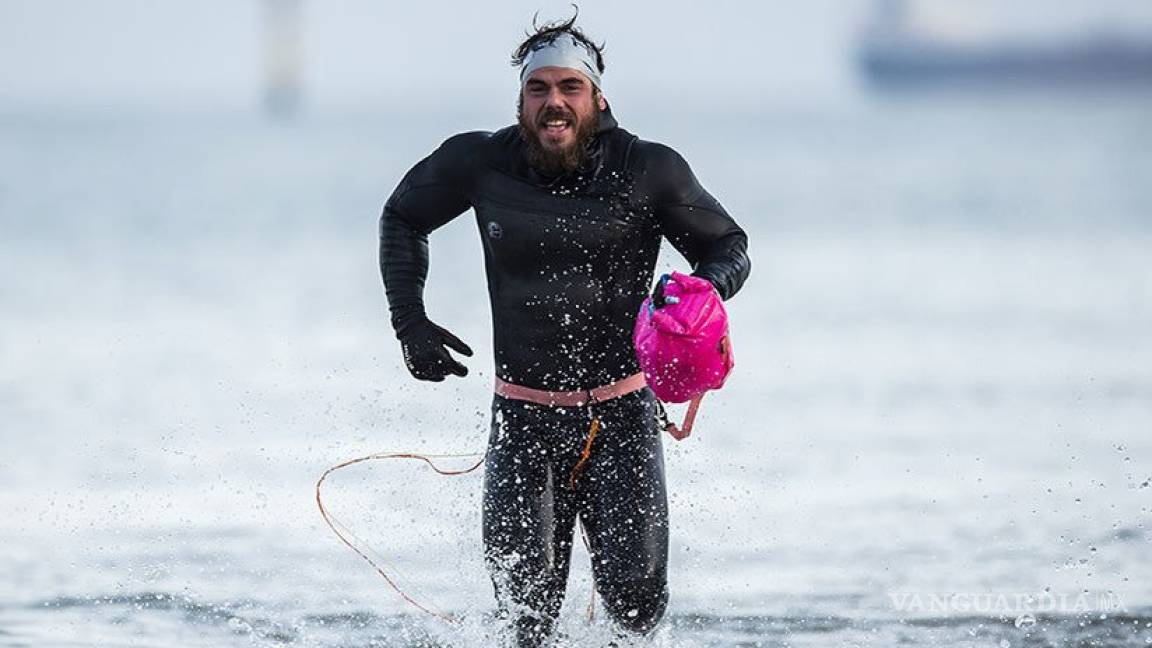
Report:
658,393,705,440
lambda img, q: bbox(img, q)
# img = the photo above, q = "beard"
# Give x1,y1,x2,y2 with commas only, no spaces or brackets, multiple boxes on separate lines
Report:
518,102,600,177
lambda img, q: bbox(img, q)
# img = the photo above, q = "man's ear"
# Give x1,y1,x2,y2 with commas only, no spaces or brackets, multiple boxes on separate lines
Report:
597,93,608,111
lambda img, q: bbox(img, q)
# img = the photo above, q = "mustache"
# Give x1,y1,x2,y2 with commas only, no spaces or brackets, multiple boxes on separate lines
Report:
536,107,577,127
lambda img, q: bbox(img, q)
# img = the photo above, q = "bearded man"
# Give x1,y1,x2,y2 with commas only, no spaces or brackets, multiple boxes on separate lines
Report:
379,14,751,646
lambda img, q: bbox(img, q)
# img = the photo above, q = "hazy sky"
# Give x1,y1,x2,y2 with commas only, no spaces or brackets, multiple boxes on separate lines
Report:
2,0,1151,111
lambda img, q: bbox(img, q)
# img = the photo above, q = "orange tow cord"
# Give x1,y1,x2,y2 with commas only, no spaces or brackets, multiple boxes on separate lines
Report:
568,416,601,490
315,451,486,624
318,415,608,623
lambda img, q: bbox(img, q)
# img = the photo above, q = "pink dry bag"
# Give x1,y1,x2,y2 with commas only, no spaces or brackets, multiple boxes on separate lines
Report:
633,271,734,439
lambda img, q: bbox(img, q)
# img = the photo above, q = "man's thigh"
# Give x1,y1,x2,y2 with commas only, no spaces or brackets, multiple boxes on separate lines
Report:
482,397,585,579
580,389,669,586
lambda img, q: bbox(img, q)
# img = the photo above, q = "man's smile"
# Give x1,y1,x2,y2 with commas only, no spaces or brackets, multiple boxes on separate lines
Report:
542,119,571,137
538,110,577,144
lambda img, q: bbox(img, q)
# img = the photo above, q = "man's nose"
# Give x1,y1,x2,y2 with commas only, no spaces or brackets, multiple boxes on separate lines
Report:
544,88,565,108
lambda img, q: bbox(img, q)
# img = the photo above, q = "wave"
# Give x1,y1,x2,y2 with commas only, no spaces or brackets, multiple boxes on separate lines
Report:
10,592,1152,647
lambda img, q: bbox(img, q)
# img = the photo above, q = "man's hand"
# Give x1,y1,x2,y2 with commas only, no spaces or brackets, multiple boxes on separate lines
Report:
398,317,473,382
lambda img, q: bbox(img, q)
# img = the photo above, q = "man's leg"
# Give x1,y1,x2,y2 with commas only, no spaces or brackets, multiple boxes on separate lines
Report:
580,388,670,635
483,396,582,647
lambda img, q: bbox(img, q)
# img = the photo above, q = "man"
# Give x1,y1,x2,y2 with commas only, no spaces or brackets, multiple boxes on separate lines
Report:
379,14,750,646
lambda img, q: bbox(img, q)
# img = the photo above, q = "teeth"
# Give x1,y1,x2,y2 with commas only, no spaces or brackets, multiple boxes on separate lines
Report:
545,120,568,127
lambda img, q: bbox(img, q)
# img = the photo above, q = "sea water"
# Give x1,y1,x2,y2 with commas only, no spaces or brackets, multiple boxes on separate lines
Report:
1,96,1151,646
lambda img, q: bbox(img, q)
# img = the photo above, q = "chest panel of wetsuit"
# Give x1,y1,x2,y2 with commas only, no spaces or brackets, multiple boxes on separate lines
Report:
477,170,649,283
471,156,663,390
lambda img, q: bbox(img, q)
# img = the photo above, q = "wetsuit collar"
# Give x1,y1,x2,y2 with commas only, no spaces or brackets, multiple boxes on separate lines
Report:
596,103,618,134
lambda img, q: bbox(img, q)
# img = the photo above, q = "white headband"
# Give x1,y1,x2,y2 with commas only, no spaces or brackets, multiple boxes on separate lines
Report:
519,35,602,90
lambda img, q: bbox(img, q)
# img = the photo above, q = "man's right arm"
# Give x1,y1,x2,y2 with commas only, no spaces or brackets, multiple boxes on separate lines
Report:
639,141,751,301
379,133,481,336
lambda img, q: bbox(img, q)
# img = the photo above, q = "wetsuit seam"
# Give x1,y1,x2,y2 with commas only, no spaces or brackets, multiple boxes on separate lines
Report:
654,200,724,216
480,160,607,197
389,181,472,208
474,192,630,219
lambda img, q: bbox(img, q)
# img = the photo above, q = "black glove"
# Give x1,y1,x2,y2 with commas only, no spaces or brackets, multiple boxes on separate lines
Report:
397,317,473,382
650,274,674,309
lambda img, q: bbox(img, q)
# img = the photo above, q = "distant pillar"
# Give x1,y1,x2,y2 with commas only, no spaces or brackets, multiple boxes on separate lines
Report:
870,0,909,39
264,0,303,118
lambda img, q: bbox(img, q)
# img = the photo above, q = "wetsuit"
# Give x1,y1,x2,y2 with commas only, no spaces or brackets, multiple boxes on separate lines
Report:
379,106,750,644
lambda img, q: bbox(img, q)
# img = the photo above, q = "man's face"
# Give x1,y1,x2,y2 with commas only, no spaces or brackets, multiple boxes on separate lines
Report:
518,66,608,174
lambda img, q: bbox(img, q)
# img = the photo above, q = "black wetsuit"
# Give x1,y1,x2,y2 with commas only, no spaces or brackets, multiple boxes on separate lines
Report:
379,106,750,644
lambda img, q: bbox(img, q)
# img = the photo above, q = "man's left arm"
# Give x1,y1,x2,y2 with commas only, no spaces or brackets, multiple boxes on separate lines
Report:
643,143,751,300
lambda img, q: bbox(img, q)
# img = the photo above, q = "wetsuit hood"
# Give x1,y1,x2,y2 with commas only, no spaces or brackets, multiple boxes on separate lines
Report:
596,103,618,134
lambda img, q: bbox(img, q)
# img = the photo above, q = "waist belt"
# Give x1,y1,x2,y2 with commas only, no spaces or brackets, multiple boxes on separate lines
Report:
494,372,648,407
494,372,647,490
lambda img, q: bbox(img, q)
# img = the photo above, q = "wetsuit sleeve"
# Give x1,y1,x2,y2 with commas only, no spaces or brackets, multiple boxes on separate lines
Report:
379,133,479,336
642,142,751,300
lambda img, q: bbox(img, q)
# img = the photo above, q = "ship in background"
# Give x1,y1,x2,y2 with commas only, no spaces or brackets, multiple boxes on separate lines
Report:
857,0,1152,89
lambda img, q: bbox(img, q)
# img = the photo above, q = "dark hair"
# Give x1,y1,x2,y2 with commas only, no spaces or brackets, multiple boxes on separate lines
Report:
510,6,605,75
